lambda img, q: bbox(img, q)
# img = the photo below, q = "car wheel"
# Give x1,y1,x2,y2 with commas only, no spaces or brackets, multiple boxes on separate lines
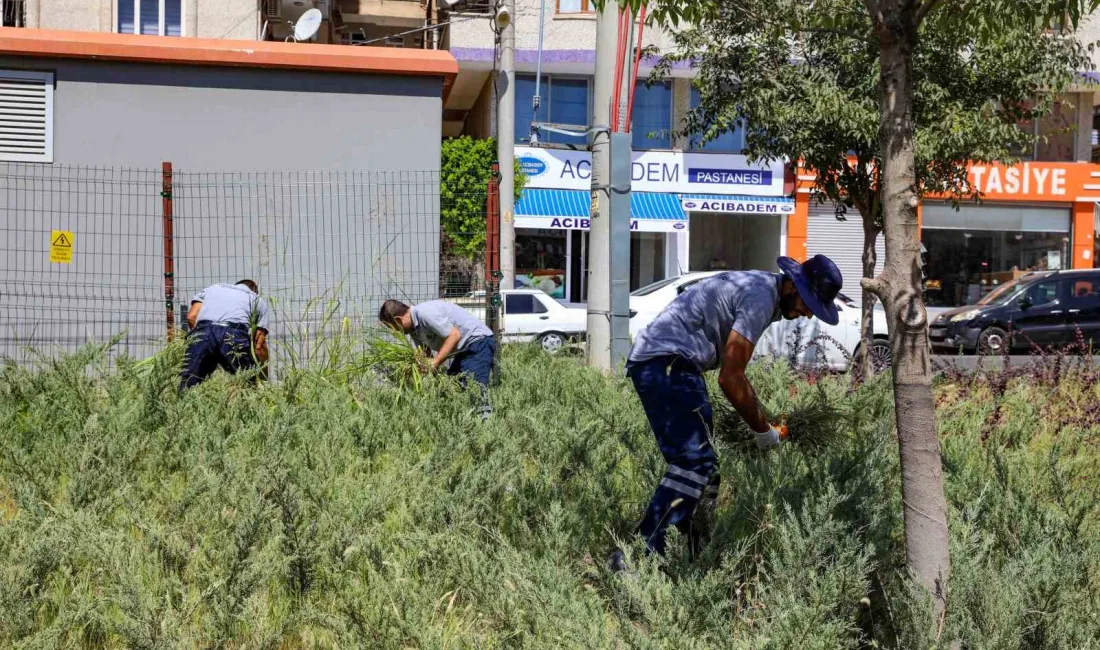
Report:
538,331,566,354
869,339,892,373
978,326,1008,355
854,340,892,374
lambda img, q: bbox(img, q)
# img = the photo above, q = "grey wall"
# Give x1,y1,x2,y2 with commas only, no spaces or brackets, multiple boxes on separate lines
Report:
0,58,445,367
0,57,443,171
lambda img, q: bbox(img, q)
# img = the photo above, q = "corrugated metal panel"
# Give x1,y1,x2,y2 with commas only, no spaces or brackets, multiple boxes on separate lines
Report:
0,70,52,163
806,202,885,305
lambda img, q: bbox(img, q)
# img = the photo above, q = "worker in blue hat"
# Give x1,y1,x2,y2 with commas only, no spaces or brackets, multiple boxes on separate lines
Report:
611,254,843,568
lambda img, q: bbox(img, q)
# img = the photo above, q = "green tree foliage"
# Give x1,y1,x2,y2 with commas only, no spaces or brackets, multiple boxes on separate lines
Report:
440,137,526,259
660,0,1091,216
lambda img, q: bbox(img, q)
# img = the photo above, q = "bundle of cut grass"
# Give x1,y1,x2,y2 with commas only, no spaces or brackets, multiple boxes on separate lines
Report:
711,382,852,451
358,329,429,395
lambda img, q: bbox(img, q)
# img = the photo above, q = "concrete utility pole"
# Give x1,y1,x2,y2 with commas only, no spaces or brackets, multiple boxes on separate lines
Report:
587,4,632,371
497,0,517,291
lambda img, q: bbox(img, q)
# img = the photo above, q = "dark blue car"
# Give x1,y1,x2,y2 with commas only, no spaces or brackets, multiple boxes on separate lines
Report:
929,269,1100,354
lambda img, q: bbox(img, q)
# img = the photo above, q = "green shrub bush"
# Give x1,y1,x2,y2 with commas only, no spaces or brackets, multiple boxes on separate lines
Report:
0,344,1097,648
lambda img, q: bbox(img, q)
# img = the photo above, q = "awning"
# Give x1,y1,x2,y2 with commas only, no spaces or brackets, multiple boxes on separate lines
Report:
514,189,689,233
680,194,795,215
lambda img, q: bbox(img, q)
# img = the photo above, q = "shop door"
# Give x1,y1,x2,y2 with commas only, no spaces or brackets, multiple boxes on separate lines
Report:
1062,275,1100,347
1008,279,1065,347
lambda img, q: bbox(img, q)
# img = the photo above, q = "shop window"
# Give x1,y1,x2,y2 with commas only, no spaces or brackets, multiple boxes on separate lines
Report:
688,88,745,153
118,0,182,36
505,294,549,315
632,81,672,150
516,75,590,146
921,228,1070,308
630,232,666,290
515,229,567,299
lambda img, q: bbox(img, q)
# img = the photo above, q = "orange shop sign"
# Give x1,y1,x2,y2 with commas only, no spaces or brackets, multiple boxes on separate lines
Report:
967,162,1100,202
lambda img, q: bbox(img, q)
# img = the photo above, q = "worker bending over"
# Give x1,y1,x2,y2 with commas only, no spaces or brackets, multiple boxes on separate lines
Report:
180,279,271,390
613,255,843,568
379,299,496,420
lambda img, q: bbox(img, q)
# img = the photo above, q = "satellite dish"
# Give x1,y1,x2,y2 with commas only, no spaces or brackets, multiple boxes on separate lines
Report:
293,8,322,42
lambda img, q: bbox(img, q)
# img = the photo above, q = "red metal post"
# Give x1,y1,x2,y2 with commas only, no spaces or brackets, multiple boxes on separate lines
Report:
162,162,176,339
486,162,500,280
486,163,501,339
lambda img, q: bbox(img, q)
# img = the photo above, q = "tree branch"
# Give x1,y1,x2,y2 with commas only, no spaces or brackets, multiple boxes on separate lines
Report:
862,0,882,24
916,0,944,24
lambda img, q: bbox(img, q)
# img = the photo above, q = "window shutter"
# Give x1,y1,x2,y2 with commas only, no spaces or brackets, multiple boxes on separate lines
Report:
0,70,52,163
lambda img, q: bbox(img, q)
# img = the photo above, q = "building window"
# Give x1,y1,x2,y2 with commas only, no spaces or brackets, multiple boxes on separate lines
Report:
689,88,746,153
557,0,593,13
1012,95,1080,162
631,81,672,150
516,75,590,146
2,0,25,27
118,0,182,36
0,70,53,163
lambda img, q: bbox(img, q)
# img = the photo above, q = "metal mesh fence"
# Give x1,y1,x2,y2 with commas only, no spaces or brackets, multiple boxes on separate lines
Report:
0,162,493,368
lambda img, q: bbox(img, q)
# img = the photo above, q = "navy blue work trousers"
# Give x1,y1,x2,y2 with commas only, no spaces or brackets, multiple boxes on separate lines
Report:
628,355,721,555
447,336,496,419
179,323,258,391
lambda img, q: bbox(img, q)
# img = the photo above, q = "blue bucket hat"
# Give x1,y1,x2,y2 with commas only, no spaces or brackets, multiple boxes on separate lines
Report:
776,254,843,326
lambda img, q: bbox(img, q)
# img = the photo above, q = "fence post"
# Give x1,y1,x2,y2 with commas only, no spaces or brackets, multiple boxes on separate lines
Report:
486,162,501,341
162,162,176,340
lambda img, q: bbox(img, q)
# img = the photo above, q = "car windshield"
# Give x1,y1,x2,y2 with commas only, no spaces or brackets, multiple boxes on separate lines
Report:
977,278,1026,306
631,276,682,297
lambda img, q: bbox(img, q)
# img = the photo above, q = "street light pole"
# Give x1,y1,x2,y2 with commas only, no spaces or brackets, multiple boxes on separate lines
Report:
497,0,516,291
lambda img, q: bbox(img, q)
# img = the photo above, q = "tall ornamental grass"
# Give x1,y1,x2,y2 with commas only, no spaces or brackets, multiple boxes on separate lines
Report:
0,342,1097,648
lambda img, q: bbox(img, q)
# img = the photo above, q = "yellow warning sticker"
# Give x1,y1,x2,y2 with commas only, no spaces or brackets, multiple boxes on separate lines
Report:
50,230,73,264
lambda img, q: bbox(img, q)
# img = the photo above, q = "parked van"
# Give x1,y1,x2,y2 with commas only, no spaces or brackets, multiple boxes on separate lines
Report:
929,269,1100,353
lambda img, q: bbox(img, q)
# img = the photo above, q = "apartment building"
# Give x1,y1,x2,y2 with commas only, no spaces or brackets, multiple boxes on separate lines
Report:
444,0,795,302
3,0,437,46
445,0,1100,306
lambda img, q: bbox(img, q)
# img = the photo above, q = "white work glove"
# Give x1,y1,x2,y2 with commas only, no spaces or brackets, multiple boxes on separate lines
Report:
753,424,785,451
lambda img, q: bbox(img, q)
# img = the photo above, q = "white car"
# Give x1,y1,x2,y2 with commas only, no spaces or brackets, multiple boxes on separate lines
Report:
449,289,586,353
628,271,725,338
629,272,892,372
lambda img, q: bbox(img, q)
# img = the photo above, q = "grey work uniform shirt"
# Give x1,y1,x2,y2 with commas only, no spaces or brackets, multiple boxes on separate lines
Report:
191,283,271,331
628,271,782,373
410,300,492,354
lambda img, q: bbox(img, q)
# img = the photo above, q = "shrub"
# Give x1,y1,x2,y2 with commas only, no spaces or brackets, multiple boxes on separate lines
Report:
0,343,1097,647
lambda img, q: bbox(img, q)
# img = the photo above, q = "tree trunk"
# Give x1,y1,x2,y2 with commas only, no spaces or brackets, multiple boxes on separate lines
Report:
863,4,951,628
859,215,880,379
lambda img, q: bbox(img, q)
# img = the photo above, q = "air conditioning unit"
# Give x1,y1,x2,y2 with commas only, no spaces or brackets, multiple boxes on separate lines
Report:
262,0,281,19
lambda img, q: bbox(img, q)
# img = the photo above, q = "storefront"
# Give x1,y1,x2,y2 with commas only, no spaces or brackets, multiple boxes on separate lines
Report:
794,161,1099,307
513,146,793,301
921,202,1072,306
